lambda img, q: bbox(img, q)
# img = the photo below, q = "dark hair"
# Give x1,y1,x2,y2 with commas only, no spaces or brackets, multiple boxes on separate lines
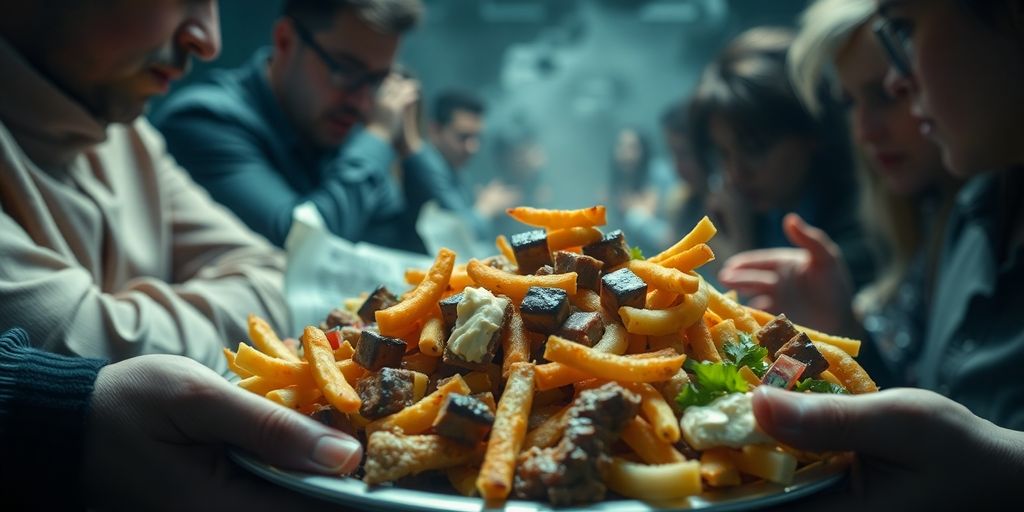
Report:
609,127,652,193
659,101,688,136
432,89,485,126
283,0,423,34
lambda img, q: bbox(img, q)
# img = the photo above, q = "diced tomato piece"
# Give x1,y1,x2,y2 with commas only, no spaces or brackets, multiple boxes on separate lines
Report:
324,327,342,350
761,354,807,390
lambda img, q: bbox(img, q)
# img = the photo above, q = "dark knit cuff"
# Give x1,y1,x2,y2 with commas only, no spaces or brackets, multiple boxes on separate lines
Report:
0,328,108,511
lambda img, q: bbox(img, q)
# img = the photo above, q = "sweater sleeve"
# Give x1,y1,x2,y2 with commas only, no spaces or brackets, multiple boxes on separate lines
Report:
0,328,107,511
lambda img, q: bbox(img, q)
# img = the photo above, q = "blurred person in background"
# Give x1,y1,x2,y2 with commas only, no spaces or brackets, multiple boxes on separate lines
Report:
689,27,875,291
719,0,961,387
0,0,289,369
153,0,427,249
754,0,1024,509
490,118,551,238
601,126,665,256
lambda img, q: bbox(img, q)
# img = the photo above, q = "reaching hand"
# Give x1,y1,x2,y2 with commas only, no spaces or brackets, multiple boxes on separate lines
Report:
752,386,1024,510
365,74,419,143
80,355,362,511
717,213,857,336
475,179,522,219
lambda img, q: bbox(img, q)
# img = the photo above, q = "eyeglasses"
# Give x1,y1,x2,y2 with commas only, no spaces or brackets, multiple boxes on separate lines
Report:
288,16,391,93
872,18,914,77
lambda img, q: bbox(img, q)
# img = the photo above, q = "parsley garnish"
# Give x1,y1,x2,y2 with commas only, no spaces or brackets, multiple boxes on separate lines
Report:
629,246,645,260
676,359,749,410
722,332,770,377
794,378,848,394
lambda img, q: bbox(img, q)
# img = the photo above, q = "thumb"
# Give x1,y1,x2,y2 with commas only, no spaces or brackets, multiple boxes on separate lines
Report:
782,213,838,264
187,380,363,475
752,386,956,466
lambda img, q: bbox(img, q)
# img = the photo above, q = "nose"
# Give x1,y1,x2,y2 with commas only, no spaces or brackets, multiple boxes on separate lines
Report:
177,2,222,61
883,66,914,100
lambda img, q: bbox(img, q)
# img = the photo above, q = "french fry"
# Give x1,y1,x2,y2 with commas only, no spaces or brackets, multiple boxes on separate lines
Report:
645,289,678,310
302,326,361,414
505,205,606,230
626,332,648,354
333,339,355,361
657,243,716,272
336,359,367,386
685,319,722,363
501,308,529,378
648,332,686,354
477,362,535,500
363,430,484,485
237,375,281,395
620,382,681,443
447,465,482,497
266,385,323,409
223,348,253,378
709,319,739,351
248,314,301,362
495,235,517,266
700,448,742,487
377,248,456,337
466,259,577,303
707,288,760,333
235,343,312,386
411,370,429,402
738,365,761,388
523,404,570,450
648,216,717,264
729,445,797,485
533,322,629,390
620,279,710,336
812,341,877,393
620,416,686,464
367,374,471,435
418,315,446,357
463,371,493,394
546,227,603,252
402,350,440,374
627,260,699,295
604,458,702,501
543,336,685,383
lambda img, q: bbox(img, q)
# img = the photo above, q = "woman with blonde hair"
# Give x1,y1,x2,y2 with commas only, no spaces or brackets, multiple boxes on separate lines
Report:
718,0,960,387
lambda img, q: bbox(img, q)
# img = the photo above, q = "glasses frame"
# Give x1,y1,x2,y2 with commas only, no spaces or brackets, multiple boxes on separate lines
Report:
872,18,914,77
288,16,391,93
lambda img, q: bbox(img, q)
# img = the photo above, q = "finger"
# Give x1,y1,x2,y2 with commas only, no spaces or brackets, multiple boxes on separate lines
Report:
717,268,780,295
751,386,960,465
782,213,839,263
720,248,805,272
747,294,776,312
183,379,363,476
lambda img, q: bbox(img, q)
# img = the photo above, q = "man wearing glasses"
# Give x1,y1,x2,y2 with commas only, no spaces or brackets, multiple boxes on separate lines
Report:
153,0,427,249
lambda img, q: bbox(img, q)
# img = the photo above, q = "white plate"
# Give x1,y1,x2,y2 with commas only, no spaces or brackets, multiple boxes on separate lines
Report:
230,450,850,511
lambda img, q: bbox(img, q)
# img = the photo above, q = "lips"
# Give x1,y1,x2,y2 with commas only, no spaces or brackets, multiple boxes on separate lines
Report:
874,151,907,170
148,67,183,93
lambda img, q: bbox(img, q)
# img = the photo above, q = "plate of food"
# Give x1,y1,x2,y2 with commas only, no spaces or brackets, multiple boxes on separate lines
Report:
223,205,875,511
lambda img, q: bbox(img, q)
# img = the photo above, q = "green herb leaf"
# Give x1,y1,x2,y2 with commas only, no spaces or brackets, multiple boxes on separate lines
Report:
629,246,645,260
794,378,848,394
676,361,749,410
722,332,770,377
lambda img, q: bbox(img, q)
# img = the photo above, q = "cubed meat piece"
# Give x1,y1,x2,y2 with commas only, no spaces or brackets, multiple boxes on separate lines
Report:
320,307,363,331
354,330,407,371
755,314,801,355
483,254,516,273
558,311,605,347
582,230,631,270
775,332,829,377
535,265,555,276
439,292,464,330
511,230,552,275
553,251,603,291
432,393,495,445
600,268,647,319
357,285,400,324
520,286,571,334
443,287,511,371
357,367,416,420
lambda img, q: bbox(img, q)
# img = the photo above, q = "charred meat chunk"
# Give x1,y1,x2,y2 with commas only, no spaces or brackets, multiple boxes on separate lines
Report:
552,251,603,291
582,230,631,270
439,292,464,330
357,367,415,420
600,268,647,320
557,311,604,347
357,285,400,324
432,394,495,445
756,314,801,355
520,286,571,334
514,382,641,505
535,265,555,276
511,230,552,275
443,287,511,371
775,332,829,377
320,307,363,331
353,330,407,371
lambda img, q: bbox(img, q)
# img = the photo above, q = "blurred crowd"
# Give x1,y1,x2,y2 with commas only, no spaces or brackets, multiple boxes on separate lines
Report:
2,0,1023,510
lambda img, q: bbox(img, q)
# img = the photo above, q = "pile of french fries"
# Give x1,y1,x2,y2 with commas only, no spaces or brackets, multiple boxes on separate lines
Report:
224,205,875,505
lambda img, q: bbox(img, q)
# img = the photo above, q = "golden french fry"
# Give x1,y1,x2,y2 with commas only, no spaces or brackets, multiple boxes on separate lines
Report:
266,385,323,409
223,348,253,378
505,205,606,230
378,248,456,337
700,448,742,487
501,308,530,379
708,319,739,351
685,319,722,363
235,343,312,386
706,287,760,333
645,289,679,309
477,362,535,500
620,279,710,336
302,326,361,414
812,341,877,393
418,315,446,357
466,259,577,303
495,235,517,266
248,314,301,362
628,260,699,295
648,216,717,264
367,374,471,435
546,226,604,252
621,416,686,464
621,382,681,443
237,375,280,395
523,404,571,450
604,457,702,501
657,243,716,272
543,336,685,383
333,339,355,361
